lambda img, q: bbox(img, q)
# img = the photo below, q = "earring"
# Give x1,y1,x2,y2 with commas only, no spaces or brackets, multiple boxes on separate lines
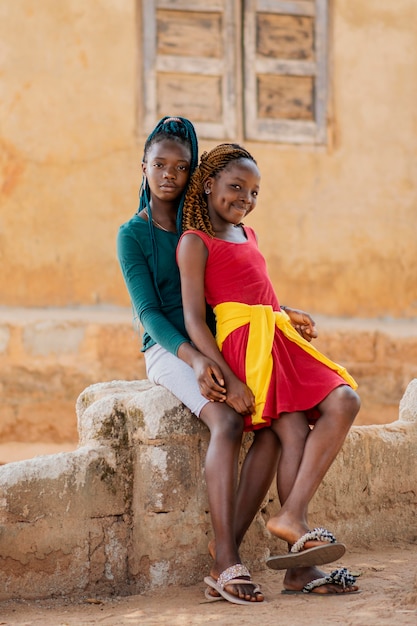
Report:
205,189,211,195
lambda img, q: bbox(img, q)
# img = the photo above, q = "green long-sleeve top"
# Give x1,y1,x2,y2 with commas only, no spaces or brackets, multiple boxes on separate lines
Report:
117,214,189,354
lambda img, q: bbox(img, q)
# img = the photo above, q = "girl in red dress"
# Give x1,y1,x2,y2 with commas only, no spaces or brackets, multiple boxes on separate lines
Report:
177,143,361,595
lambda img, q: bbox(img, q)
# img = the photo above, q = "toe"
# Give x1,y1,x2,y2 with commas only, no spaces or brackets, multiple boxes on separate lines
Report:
225,582,264,602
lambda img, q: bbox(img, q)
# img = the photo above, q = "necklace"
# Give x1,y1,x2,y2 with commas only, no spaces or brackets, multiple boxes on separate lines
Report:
143,209,175,233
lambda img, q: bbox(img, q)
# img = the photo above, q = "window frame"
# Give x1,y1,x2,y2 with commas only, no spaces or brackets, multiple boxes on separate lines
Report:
141,0,239,139
244,0,328,144
139,0,329,144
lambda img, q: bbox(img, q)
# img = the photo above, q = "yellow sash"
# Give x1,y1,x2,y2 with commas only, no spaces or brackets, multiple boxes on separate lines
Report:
214,302,358,427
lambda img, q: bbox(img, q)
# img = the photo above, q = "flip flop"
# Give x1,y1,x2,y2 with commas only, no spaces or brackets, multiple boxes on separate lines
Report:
203,563,264,605
203,587,223,602
267,527,346,570
281,567,361,595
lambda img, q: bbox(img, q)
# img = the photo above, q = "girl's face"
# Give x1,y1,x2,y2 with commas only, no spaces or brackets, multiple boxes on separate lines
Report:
142,138,191,204
205,159,260,226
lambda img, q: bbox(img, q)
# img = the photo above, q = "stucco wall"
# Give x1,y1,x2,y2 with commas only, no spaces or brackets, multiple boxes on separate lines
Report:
1,0,416,316
0,0,138,307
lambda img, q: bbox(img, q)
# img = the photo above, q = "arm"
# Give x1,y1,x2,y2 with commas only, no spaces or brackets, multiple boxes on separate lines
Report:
177,233,255,415
117,225,186,353
117,223,226,401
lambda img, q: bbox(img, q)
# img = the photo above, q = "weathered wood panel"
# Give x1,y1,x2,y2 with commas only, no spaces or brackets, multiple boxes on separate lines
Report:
156,10,223,58
157,0,224,9
142,0,326,142
257,74,314,120
257,13,314,61
258,0,315,15
142,0,237,138
244,0,327,143
157,73,222,122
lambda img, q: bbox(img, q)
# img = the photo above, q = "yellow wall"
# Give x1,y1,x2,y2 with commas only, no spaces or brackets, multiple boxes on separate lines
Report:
1,0,417,317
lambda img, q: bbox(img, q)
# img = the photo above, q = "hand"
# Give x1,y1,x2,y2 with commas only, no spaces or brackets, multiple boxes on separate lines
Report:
283,306,318,342
224,375,256,416
192,355,227,402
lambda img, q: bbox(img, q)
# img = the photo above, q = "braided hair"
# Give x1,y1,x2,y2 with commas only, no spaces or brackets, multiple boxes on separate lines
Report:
182,143,256,237
137,116,198,303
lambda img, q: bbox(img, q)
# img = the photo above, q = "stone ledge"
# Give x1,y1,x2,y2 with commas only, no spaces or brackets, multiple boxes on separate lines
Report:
0,446,132,600
0,378,416,600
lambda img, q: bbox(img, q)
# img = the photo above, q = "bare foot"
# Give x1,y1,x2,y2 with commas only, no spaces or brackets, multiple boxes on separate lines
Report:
222,579,264,603
206,542,264,602
206,573,264,602
266,511,335,551
206,540,222,598
208,564,264,602
283,565,359,594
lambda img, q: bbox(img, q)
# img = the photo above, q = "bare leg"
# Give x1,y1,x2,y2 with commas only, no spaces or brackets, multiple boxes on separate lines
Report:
234,427,281,546
207,415,309,552
199,401,263,601
271,412,310,504
267,385,360,543
267,385,361,594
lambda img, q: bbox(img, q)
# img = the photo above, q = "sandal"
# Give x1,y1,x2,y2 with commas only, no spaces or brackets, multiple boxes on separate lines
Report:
267,527,346,570
204,564,264,605
282,567,361,595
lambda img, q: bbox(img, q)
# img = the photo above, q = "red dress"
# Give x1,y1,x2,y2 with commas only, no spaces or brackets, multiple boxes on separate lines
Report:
182,227,348,431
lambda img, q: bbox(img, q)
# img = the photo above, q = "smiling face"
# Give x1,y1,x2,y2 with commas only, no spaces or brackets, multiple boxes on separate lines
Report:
205,158,260,227
142,138,192,206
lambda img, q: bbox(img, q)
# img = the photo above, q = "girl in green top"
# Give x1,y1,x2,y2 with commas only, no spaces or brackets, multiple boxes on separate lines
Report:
117,117,324,603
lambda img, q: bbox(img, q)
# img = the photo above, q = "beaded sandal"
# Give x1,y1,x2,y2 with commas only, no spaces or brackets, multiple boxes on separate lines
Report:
204,563,264,605
282,567,361,595
266,527,346,570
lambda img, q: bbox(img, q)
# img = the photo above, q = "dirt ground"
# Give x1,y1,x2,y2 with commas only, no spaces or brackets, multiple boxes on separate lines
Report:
1,542,416,626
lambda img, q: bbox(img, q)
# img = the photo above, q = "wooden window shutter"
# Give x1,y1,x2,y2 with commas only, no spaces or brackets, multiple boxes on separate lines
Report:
141,0,238,139
244,0,328,143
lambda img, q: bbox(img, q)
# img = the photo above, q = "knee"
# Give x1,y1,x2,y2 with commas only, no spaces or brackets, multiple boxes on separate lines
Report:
337,386,361,422
273,412,309,448
253,427,281,454
202,403,244,441
218,410,245,441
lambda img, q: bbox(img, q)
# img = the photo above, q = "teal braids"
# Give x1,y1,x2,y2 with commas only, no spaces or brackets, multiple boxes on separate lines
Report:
139,116,198,231
138,116,199,303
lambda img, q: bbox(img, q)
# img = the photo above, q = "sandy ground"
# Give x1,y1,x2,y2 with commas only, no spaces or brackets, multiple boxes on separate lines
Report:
1,543,416,626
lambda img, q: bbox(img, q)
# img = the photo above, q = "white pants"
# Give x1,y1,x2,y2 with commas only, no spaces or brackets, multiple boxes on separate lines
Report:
144,343,209,417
